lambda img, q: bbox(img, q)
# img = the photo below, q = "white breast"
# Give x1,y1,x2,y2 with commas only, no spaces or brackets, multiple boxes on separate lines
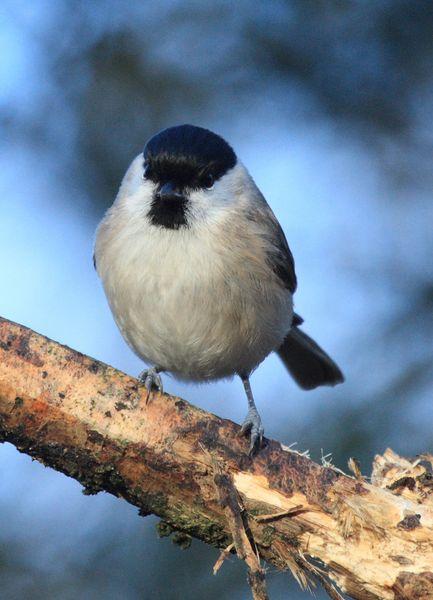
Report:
95,162,293,381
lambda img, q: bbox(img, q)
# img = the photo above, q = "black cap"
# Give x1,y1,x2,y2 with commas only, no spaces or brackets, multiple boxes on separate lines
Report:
143,124,237,188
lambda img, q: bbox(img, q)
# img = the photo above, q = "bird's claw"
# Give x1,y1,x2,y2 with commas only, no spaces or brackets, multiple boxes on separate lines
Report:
240,408,264,456
138,367,163,394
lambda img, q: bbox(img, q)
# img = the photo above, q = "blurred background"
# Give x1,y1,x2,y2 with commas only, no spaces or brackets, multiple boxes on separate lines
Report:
1,1,433,598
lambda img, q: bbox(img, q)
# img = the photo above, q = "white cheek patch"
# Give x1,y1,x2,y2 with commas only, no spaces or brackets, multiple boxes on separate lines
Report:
114,155,157,220
115,154,160,216
186,162,251,227
123,181,156,218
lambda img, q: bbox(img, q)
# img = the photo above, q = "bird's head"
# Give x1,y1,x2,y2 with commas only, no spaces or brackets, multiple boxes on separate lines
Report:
118,124,249,230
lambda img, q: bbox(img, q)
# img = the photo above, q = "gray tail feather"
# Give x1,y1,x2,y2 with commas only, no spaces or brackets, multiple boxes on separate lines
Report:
277,327,344,390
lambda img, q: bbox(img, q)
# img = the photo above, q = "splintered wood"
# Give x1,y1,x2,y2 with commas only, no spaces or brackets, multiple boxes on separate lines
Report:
0,316,433,600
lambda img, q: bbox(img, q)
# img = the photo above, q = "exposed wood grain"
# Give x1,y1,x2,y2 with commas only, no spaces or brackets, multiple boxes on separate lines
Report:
1,316,433,599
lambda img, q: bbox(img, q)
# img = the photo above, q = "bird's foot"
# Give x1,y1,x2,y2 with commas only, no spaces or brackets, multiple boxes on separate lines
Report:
240,407,264,456
138,367,163,395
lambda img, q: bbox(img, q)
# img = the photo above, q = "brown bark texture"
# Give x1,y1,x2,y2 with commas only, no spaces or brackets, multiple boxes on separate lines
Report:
0,315,433,600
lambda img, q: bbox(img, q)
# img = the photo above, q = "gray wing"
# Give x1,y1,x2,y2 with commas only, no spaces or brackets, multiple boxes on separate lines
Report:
247,195,297,294
266,209,297,293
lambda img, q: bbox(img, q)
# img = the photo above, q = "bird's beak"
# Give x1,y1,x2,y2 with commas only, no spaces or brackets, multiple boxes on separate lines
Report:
156,182,185,202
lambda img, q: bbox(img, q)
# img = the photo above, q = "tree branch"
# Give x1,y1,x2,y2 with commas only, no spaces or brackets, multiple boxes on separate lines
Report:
0,316,432,599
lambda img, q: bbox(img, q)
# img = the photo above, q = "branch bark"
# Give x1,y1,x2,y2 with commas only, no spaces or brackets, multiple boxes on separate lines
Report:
1,315,433,599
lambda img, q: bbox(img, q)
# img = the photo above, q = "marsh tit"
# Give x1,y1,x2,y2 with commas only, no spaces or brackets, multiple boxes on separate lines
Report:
94,124,344,454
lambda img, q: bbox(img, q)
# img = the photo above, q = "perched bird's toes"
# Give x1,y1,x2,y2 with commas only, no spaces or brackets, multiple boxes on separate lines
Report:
240,409,264,455
138,368,163,393
145,372,163,393
249,424,264,456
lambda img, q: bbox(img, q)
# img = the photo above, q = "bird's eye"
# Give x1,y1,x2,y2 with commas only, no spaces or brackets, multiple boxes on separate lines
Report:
203,173,215,190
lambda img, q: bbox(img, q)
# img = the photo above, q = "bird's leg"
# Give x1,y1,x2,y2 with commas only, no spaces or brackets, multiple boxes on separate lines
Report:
138,366,163,394
239,375,264,455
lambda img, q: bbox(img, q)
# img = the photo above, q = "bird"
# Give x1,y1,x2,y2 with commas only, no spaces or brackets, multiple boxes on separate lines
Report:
94,124,344,454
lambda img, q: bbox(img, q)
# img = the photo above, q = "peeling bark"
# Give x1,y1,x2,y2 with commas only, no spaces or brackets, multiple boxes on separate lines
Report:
1,316,433,599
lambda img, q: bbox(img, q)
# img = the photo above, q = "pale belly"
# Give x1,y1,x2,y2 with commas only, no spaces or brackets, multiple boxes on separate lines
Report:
105,275,292,381
98,226,293,380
